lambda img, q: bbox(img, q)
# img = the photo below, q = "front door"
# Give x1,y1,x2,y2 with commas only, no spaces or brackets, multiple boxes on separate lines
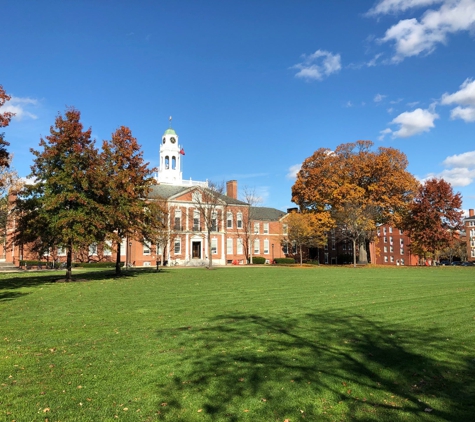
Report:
192,241,201,259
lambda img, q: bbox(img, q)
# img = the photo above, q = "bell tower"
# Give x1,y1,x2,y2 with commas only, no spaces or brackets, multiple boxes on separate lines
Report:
157,117,183,185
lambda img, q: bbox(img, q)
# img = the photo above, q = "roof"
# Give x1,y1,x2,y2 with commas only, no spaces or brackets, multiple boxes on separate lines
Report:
163,128,176,136
148,184,248,205
251,206,286,221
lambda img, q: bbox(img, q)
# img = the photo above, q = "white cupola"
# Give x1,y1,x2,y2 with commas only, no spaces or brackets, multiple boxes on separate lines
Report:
157,117,183,185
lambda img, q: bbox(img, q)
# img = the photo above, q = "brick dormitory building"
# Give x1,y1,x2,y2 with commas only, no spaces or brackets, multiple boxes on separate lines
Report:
1,122,473,267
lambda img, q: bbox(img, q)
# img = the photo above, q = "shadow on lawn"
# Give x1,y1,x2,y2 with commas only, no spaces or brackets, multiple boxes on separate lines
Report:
156,311,475,421
0,268,162,301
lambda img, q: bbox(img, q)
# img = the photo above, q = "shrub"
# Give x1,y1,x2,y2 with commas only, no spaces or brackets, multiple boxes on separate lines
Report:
274,258,296,265
251,256,266,264
74,262,124,268
20,260,49,267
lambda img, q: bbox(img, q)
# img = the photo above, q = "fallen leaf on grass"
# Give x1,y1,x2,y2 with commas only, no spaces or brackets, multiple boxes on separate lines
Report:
160,403,168,407
197,409,202,412
43,408,50,413
425,408,433,412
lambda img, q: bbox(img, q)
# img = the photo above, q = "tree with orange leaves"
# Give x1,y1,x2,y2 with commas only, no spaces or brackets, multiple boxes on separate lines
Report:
292,140,418,264
0,85,14,170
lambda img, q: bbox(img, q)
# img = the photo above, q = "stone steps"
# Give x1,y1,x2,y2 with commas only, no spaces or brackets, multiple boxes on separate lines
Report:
0,262,22,272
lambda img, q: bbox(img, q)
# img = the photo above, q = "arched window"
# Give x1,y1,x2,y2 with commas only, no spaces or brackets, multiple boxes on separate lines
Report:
165,156,169,169
172,156,176,170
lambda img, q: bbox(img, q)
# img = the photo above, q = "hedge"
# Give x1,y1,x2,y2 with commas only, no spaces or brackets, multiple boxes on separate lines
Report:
274,258,296,265
251,256,266,264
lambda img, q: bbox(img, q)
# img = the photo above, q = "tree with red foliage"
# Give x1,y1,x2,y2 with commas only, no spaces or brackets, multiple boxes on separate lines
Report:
0,85,14,169
401,178,464,259
99,126,159,275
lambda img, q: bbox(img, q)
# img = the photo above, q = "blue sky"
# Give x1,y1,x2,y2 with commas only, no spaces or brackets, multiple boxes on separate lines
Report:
2,0,475,212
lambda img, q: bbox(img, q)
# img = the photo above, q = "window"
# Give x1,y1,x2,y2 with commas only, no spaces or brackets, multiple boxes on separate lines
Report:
227,212,233,229
324,253,329,264
211,238,217,254
390,246,394,253
237,212,243,229
389,227,393,233
120,238,127,256
384,246,387,253
324,242,328,250
471,229,475,237
283,224,288,235
57,247,66,256
384,237,387,243
400,239,404,246
390,256,394,262
174,238,181,254
227,238,233,255
343,243,346,251
332,239,336,250
400,258,405,265
254,222,259,234
384,256,388,263
399,229,403,235
283,242,288,254
174,209,181,230
472,249,475,258
237,239,243,255
389,236,393,245
348,242,352,251
254,239,260,254
211,211,218,232
104,240,112,256
143,240,151,255
400,249,404,255
193,210,200,231
89,243,97,256
471,240,475,248
264,239,269,254
377,227,380,235
383,227,387,235
263,223,269,234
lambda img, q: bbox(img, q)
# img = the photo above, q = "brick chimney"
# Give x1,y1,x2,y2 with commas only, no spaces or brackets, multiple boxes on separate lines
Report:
226,180,238,200
470,209,474,217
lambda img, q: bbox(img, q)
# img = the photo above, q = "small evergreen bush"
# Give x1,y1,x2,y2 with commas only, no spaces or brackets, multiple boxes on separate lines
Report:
251,256,266,264
274,258,296,265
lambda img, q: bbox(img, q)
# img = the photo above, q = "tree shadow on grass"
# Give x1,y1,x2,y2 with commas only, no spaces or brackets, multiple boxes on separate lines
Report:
155,311,475,421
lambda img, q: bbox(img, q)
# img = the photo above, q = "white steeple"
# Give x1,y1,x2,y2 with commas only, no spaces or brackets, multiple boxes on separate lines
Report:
157,117,183,185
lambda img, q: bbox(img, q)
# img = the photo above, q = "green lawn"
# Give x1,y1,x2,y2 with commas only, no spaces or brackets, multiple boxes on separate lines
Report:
1,266,474,421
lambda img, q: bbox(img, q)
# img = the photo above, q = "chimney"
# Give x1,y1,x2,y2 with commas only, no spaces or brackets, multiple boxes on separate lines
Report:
470,209,474,217
226,180,238,200
287,207,299,213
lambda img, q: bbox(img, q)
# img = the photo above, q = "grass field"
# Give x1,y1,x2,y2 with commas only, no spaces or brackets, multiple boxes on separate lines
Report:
1,266,474,421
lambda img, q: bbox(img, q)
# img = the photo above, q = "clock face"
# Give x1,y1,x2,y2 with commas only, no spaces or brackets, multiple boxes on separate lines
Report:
170,137,176,144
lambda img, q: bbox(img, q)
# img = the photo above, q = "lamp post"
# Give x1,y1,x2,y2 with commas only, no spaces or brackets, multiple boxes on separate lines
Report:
272,243,274,264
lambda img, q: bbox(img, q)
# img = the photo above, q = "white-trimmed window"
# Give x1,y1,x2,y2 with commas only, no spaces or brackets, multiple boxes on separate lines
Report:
104,240,112,256
401,258,405,265
227,212,233,229
237,238,243,254
390,256,394,262
390,246,394,253
263,223,269,234
211,238,217,254
193,210,200,231
384,256,388,263
471,240,475,247
384,237,387,243
237,212,243,229
383,227,387,235
389,227,393,233
254,239,260,254
174,209,181,230
254,222,260,234
283,242,288,254
389,236,393,245
324,253,329,264
174,238,181,254
472,249,475,258
89,243,98,256
384,246,387,253
264,239,269,254
400,249,404,255
143,239,151,255
211,211,218,232
399,229,403,235
57,247,66,256
227,238,233,255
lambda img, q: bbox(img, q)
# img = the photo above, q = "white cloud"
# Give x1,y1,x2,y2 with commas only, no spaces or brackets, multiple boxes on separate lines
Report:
406,101,420,107
450,106,475,121
2,96,39,120
389,107,439,137
378,128,393,140
440,78,475,121
374,93,386,102
422,150,475,186
293,50,341,81
367,0,444,16
286,164,301,180
441,78,475,106
372,0,475,62
345,101,354,107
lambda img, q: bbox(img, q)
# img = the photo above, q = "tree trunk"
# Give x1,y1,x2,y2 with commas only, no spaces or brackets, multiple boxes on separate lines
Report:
299,244,303,266
357,238,368,265
66,242,73,281
353,239,357,268
115,241,122,276
207,230,213,269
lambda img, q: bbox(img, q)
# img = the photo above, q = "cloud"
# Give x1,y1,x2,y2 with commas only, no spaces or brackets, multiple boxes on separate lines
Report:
367,0,444,16
378,128,393,140
374,93,386,102
286,164,301,180
371,0,475,62
422,149,475,186
440,78,475,121
2,96,39,120
292,50,341,81
388,107,439,137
